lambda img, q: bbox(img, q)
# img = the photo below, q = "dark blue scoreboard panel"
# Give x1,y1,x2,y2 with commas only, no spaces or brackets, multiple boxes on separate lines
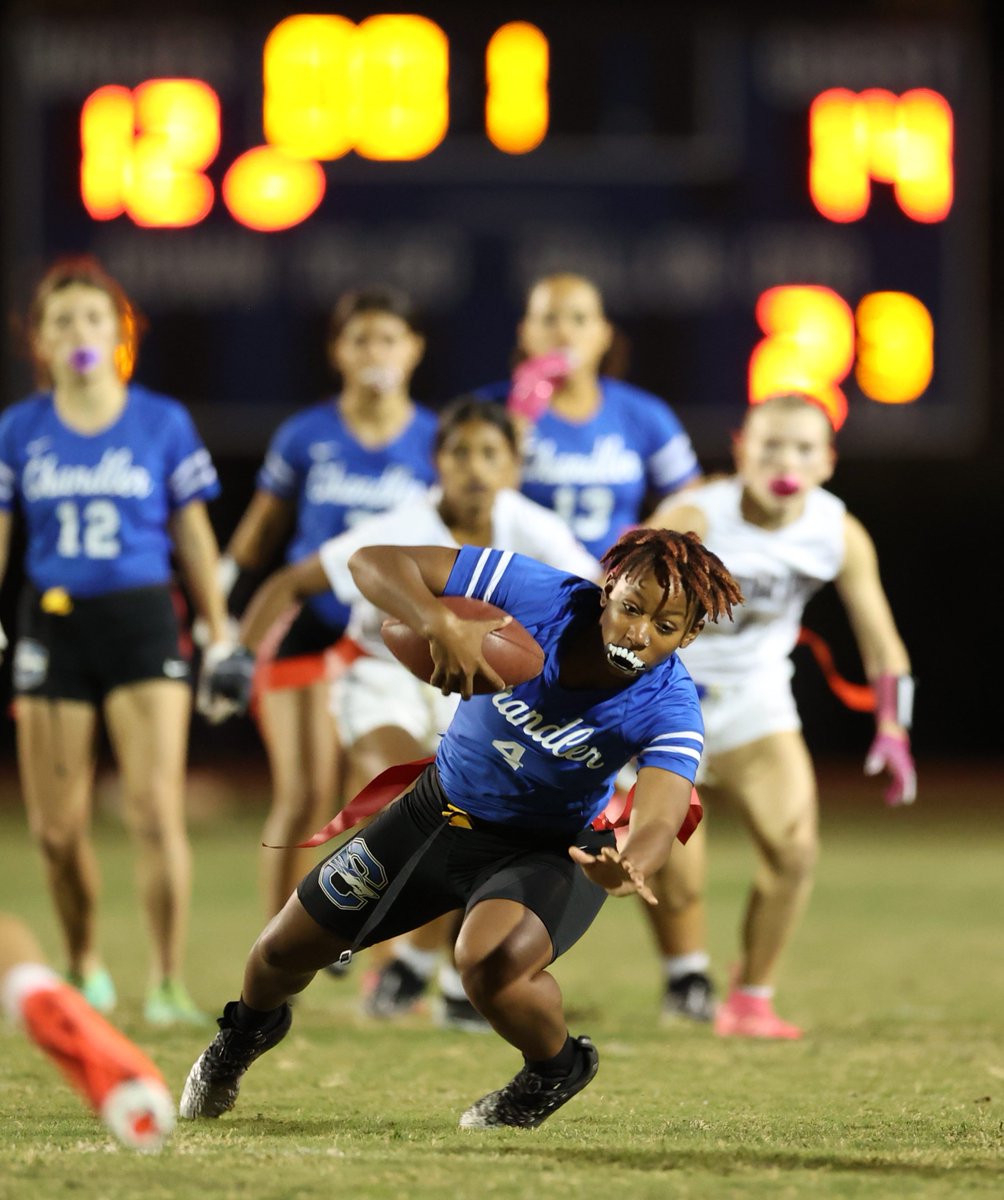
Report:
2,6,988,458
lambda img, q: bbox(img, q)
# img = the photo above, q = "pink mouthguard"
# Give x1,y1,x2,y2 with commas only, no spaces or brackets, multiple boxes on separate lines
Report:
769,476,800,497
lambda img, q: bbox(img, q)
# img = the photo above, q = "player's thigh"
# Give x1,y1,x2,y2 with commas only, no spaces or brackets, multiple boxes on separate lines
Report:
15,696,99,833
103,679,191,805
296,785,460,946
465,828,615,965
712,730,818,851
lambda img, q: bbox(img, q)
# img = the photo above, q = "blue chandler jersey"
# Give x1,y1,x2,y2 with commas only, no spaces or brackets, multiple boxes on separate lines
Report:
257,400,437,628
435,547,705,834
475,376,700,558
0,385,219,597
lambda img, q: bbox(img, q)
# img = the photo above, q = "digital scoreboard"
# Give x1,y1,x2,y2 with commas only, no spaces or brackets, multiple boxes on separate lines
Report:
1,6,988,457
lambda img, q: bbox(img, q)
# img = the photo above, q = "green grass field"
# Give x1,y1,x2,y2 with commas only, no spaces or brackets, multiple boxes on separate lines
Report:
0,761,1001,1199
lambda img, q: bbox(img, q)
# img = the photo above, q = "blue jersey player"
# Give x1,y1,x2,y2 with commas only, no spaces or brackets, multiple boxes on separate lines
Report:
0,256,230,1026
219,286,437,918
181,528,743,1132
476,273,701,557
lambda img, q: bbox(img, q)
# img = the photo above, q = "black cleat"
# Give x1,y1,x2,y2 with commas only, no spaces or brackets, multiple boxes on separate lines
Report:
363,959,428,1019
663,971,717,1023
459,1035,599,1129
178,1001,291,1119
437,994,491,1033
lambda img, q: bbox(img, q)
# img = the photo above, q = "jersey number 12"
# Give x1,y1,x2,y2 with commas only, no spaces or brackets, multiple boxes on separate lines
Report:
55,499,121,559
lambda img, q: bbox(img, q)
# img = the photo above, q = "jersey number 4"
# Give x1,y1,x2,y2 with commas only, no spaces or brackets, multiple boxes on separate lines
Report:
56,499,121,559
492,739,526,771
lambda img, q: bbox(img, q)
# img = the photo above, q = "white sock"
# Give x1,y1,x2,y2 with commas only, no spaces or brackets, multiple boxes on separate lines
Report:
664,951,710,981
737,984,774,1000
393,941,440,981
437,963,468,1002
2,963,60,1024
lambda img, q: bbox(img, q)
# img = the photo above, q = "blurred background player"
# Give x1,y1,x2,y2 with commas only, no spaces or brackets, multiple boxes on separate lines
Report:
0,256,230,1025
476,272,702,558
214,286,436,919
0,911,174,1151
207,397,599,1026
645,392,915,1037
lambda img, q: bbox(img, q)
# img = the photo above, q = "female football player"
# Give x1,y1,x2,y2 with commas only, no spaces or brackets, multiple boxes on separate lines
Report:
181,526,742,1130
0,256,229,1024
219,397,598,1025
217,286,436,918
645,392,915,1038
476,272,702,557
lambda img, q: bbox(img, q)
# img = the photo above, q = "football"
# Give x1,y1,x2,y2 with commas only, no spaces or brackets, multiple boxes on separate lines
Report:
380,595,544,694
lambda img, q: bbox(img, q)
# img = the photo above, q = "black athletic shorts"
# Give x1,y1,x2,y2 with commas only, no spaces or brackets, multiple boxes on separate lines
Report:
297,764,616,962
273,603,345,661
12,583,190,704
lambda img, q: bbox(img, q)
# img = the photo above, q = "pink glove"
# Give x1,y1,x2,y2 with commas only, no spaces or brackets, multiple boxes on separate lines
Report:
507,351,576,422
864,732,916,806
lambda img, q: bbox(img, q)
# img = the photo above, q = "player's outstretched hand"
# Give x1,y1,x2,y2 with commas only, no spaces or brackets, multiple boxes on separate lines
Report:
196,643,255,724
568,844,657,905
864,731,917,806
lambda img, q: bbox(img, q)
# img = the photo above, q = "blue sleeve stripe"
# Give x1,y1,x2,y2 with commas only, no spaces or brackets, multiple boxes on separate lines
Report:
482,551,514,604
463,547,493,597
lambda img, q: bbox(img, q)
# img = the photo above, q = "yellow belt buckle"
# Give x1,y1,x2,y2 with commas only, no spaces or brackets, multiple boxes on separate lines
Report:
443,804,473,830
40,587,73,616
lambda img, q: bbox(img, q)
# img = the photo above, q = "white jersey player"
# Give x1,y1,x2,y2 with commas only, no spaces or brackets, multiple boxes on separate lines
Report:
645,392,915,1039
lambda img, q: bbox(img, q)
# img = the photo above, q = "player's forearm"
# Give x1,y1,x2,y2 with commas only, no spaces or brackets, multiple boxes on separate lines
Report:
225,491,291,572
0,510,12,590
348,546,450,639
171,503,229,644
238,557,326,653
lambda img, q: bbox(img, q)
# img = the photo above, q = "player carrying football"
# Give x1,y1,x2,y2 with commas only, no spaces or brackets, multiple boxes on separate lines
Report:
180,528,742,1130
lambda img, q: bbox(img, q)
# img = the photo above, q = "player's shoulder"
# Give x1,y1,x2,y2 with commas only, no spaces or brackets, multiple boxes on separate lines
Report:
644,653,703,713
407,402,439,437
690,475,741,505
496,486,569,529
273,399,338,440
0,391,52,437
806,484,847,519
127,383,191,424
600,377,672,413
600,377,687,437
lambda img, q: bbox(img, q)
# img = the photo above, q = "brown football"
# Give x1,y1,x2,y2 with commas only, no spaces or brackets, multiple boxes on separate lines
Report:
380,595,544,694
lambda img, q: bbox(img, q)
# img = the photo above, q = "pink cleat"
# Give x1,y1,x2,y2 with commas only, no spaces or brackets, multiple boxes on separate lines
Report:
18,977,175,1149
714,989,803,1040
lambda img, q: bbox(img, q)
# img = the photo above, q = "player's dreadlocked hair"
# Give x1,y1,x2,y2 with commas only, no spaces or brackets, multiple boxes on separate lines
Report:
601,528,744,625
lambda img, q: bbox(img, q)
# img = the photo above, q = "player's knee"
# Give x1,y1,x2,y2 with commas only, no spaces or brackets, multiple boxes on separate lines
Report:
254,925,300,975
35,824,84,863
771,830,819,883
661,873,702,912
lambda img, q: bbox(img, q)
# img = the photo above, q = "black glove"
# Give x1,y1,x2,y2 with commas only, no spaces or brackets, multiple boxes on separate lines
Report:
196,644,256,722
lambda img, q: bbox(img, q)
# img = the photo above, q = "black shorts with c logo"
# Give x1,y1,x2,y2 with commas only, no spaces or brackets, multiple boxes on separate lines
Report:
297,765,616,963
